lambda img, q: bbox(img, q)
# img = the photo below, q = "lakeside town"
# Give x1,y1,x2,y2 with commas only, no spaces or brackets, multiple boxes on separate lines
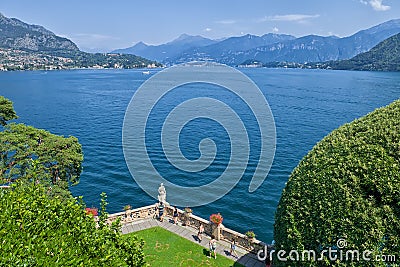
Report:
0,48,159,71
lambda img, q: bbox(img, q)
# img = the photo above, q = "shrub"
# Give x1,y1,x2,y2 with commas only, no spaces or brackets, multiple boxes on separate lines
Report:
0,182,145,266
274,100,400,266
245,231,256,239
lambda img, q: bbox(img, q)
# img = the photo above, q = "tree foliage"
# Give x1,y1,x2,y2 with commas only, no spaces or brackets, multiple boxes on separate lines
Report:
0,95,83,185
0,96,18,126
0,181,145,266
0,123,83,184
0,98,145,266
274,100,400,266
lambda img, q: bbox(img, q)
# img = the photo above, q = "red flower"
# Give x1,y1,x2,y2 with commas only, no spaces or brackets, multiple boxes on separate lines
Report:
210,213,223,225
85,207,98,216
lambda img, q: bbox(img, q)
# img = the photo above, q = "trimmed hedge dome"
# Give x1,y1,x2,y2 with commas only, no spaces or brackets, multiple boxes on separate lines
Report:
274,100,400,266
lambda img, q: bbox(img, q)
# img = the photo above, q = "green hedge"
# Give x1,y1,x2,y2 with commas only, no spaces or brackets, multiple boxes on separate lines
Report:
274,100,400,266
0,182,145,266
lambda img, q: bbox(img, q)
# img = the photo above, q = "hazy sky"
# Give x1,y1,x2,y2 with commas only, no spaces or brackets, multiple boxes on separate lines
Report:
0,0,399,52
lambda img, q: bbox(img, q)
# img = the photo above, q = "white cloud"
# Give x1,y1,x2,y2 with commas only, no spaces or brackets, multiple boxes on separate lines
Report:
369,0,391,11
272,27,279,33
215,19,236,25
204,28,212,32
258,14,320,23
360,0,391,11
271,14,320,22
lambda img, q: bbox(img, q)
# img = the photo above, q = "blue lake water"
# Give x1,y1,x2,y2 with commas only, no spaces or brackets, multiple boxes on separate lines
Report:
1,68,399,243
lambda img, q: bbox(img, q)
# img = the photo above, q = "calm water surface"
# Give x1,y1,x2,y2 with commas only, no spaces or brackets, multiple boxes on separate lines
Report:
1,68,399,243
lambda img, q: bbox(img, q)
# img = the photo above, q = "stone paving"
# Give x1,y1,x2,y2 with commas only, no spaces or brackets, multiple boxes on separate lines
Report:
121,217,266,267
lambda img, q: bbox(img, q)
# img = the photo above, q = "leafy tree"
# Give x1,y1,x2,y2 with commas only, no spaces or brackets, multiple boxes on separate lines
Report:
0,96,83,185
275,100,400,266
0,98,145,266
0,96,18,126
0,123,83,185
0,181,145,266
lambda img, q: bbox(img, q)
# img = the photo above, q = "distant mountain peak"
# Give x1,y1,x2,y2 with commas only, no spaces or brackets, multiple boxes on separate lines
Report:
244,34,257,39
176,33,192,40
361,18,400,35
111,33,217,61
378,18,400,27
169,33,212,44
0,13,79,51
133,41,148,48
0,13,160,70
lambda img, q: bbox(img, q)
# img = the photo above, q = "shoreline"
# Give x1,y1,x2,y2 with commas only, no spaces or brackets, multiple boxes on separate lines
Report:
0,66,165,73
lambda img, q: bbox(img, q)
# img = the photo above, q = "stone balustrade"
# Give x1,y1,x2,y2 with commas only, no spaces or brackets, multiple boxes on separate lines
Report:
106,204,158,225
153,205,268,254
220,224,266,254
105,204,269,254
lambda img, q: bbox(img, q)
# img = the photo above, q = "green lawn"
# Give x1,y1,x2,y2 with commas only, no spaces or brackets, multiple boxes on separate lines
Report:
126,227,243,267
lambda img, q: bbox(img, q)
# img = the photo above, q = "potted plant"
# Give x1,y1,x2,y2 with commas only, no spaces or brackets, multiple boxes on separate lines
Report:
85,207,98,217
184,207,192,214
245,231,256,242
209,213,223,225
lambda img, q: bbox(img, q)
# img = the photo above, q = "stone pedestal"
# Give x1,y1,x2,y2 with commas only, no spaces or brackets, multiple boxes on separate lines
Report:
125,210,132,222
183,212,191,226
211,223,221,240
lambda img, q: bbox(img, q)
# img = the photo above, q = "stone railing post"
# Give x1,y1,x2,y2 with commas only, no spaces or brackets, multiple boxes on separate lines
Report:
216,224,221,241
211,223,221,241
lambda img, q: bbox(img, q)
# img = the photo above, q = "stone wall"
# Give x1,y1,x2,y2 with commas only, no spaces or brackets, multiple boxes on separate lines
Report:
105,204,269,254
163,206,267,254
106,204,158,225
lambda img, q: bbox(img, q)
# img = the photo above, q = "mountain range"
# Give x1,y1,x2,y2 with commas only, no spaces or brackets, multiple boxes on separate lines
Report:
113,19,400,65
331,32,400,71
112,34,217,62
1,12,399,71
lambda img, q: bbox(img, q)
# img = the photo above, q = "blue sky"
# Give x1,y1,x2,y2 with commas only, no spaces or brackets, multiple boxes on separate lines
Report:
0,0,399,52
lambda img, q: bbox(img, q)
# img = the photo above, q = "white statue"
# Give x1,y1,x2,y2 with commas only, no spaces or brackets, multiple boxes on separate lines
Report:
157,183,168,205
